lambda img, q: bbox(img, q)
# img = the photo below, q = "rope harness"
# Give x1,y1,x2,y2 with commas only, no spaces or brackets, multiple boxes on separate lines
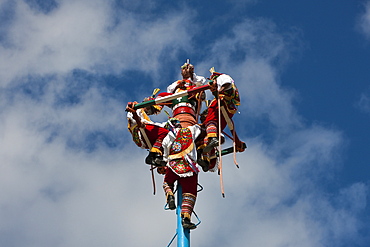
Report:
220,105,240,168
217,97,225,198
139,127,157,195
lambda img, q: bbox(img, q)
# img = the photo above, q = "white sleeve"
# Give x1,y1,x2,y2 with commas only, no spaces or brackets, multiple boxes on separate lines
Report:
136,109,154,125
167,81,179,93
127,112,136,125
193,73,207,87
162,132,175,162
188,124,201,139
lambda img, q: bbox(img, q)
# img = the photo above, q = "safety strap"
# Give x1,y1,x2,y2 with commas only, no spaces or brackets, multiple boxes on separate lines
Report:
221,130,240,169
195,91,204,123
139,127,156,195
220,105,239,168
220,105,234,130
217,97,225,198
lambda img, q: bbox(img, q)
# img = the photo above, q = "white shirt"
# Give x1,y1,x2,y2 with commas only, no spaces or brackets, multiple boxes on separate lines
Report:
162,125,201,169
127,109,166,128
127,109,167,149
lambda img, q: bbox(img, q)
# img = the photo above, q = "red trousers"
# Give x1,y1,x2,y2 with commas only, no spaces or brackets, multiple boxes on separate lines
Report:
203,99,234,132
164,168,198,196
144,124,169,150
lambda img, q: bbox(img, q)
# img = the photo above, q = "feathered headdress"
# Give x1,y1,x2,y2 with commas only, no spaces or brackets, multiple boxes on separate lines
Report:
209,67,223,79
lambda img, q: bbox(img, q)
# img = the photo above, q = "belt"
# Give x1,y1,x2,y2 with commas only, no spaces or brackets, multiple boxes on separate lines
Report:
173,106,196,118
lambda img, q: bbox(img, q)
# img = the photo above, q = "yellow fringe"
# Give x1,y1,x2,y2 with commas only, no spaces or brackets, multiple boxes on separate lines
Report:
166,191,174,197
150,147,162,155
197,144,206,149
207,133,217,138
140,108,151,122
181,212,191,219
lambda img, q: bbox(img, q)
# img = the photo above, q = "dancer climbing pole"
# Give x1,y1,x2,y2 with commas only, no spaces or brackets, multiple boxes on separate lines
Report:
125,61,247,247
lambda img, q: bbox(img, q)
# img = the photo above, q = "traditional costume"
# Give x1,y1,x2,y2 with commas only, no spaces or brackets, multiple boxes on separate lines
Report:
200,69,244,165
166,63,207,128
126,103,169,166
162,124,202,229
166,62,207,93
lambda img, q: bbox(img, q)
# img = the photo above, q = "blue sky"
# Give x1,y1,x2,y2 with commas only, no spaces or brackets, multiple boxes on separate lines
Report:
0,0,369,246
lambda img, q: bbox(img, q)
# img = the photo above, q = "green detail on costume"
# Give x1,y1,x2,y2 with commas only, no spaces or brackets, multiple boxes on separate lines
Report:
130,126,143,148
221,84,240,114
168,158,193,174
172,95,190,105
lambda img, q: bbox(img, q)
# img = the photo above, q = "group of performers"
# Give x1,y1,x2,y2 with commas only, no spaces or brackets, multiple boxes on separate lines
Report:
126,62,246,229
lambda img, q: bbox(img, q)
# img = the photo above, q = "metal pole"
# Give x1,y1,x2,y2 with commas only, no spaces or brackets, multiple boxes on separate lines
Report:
176,185,190,247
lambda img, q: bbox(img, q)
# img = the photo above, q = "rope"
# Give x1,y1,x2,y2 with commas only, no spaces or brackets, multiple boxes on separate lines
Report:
220,131,240,169
232,129,239,168
217,97,225,198
166,210,202,247
195,91,203,123
220,106,234,130
166,233,177,247
139,127,156,195
197,183,204,192
220,107,240,169
165,183,202,247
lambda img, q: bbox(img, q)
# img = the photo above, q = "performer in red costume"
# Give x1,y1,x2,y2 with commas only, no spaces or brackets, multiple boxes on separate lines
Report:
166,62,206,128
198,68,245,169
158,62,207,229
126,101,169,166
162,121,202,229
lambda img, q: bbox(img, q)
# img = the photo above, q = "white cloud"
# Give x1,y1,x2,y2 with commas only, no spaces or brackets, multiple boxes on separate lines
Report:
0,0,192,86
196,19,302,132
0,80,175,246
0,1,368,246
192,145,367,247
358,1,370,40
356,90,370,114
0,1,194,245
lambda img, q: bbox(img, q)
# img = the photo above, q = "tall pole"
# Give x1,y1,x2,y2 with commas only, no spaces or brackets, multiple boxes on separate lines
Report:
176,185,190,247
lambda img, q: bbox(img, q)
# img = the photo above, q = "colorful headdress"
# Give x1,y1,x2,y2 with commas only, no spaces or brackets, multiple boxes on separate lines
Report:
209,67,223,79
142,88,163,115
164,117,181,130
181,63,194,70
181,59,194,72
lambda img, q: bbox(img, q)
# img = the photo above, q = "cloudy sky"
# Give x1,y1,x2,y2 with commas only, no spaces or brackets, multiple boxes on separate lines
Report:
1,0,370,246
